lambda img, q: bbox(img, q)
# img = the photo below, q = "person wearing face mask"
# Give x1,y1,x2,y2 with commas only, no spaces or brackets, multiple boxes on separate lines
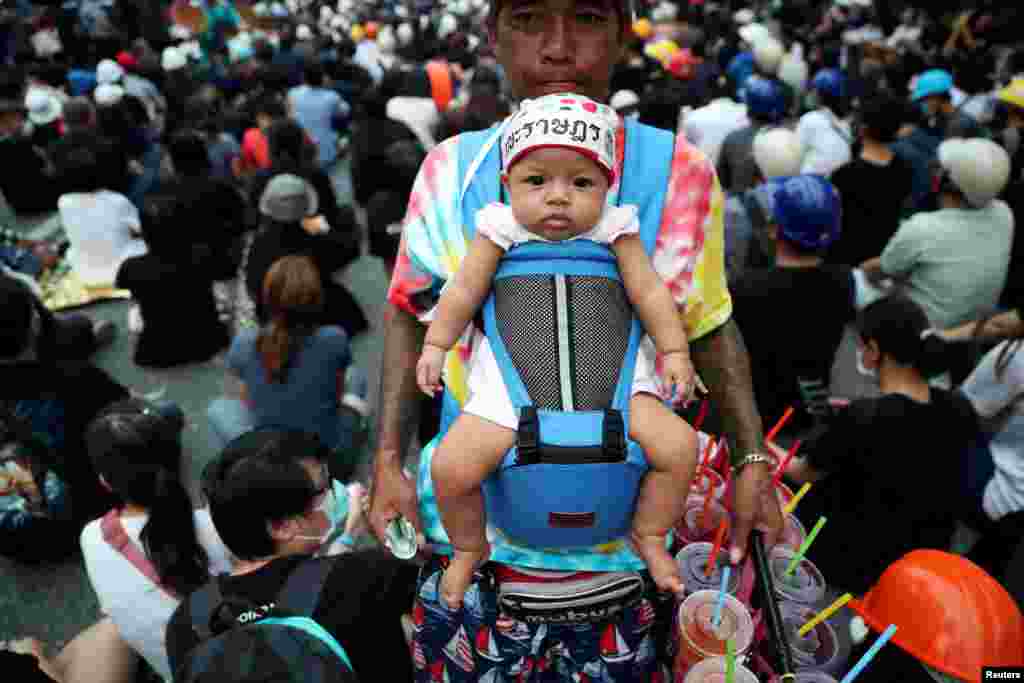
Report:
166,428,419,683
769,295,978,595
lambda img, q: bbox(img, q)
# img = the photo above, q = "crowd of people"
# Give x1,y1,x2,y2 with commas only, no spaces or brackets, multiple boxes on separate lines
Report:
2,0,1024,681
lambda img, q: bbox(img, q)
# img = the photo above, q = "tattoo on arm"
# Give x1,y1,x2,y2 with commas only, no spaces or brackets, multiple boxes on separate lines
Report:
374,304,428,471
689,318,764,464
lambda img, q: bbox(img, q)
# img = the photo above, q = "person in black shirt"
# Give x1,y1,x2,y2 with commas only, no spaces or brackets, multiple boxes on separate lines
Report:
0,79,61,215
732,175,855,437
827,95,914,268
166,429,417,683
772,295,978,595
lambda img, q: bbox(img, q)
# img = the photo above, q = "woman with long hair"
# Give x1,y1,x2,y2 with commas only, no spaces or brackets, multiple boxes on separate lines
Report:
208,255,366,461
79,398,233,681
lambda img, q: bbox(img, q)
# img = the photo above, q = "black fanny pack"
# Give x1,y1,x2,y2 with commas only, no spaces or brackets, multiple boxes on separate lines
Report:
496,570,649,625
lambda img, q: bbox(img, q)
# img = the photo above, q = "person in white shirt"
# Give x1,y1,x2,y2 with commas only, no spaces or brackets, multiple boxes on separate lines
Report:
684,78,749,166
79,399,234,681
798,68,852,177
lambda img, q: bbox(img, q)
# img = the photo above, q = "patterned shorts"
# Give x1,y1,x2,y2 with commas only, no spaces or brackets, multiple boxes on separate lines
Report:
411,555,676,682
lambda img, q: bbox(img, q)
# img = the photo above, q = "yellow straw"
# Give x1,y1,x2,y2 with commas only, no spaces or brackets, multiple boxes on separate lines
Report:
783,482,812,516
798,593,853,637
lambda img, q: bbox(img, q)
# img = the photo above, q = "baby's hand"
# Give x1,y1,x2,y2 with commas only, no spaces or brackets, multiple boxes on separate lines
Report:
662,351,700,403
416,344,447,397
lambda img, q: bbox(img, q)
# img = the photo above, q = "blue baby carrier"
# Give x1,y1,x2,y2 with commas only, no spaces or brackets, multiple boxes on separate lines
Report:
440,118,675,549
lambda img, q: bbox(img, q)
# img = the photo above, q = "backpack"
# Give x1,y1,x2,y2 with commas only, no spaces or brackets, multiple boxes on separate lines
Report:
175,559,356,683
440,118,675,549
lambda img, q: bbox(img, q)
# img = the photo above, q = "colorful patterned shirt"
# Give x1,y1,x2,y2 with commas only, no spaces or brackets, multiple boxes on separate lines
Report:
388,123,731,571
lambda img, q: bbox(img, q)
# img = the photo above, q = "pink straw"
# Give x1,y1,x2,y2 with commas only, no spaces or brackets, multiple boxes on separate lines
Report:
693,399,709,431
772,440,802,487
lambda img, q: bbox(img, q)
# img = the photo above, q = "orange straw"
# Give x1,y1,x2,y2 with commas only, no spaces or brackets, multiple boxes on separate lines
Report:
705,517,730,577
700,436,716,471
772,439,802,487
694,399,709,431
765,406,795,444
700,486,715,531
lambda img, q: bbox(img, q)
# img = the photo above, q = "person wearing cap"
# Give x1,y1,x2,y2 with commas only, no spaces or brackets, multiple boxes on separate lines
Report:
718,74,788,194
860,138,1013,331
845,550,1024,682
770,294,977,595
797,66,852,177
0,70,65,215
996,78,1024,188
726,21,772,99
826,94,914,268
730,174,856,436
911,68,984,142
95,58,167,138
374,0,785,678
683,75,749,167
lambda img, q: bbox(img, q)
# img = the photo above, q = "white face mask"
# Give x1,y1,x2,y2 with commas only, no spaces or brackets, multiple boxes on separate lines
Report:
856,346,878,379
295,480,347,545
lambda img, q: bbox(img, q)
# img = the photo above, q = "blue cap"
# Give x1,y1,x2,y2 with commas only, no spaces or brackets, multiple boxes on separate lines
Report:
767,175,842,250
912,69,954,102
811,68,847,99
744,75,787,122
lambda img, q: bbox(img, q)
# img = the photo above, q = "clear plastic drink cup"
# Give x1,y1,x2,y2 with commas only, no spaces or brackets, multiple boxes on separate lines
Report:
691,467,726,500
777,513,808,552
677,495,730,545
768,547,826,606
676,542,740,596
677,590,754,668
794,672,840,683
683,656,759,683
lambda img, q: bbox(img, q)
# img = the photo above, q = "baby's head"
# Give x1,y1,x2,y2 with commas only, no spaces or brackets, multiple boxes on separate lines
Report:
501,94,619,241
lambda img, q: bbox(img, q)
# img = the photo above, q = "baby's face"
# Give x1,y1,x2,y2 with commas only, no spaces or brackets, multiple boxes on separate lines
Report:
503,147,610,242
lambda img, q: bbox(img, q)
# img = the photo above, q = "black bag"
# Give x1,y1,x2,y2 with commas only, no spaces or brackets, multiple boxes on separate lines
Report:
175,559,357,683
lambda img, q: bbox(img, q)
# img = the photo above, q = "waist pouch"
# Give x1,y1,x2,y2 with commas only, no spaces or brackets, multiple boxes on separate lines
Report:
496,570,649,625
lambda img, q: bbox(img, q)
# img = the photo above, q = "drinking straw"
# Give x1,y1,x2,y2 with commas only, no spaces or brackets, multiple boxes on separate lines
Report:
772,439,803,487
705,517,730,577
783,482,812,516
726,638,736,683
712,565,732,628
752,531,795,677
694,399,710,431
784,516,828,577
700,485,715,530
765,406,795,444
839,624,898,683
798,593,853,637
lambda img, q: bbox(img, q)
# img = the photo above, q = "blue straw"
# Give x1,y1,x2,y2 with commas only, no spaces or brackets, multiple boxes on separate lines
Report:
840,624,898,683
712,565,732,628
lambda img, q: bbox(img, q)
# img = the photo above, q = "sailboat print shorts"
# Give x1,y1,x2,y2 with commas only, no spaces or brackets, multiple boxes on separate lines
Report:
411,554,677,682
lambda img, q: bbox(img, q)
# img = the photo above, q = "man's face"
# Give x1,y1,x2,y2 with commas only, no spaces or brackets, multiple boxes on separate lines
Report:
490,0,625,103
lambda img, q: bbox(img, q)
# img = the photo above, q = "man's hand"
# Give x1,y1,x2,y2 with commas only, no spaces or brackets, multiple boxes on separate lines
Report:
368,457,425,549
729,462,784,564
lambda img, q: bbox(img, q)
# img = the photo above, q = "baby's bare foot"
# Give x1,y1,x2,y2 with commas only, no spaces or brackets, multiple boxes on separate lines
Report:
634,534,684,596
439,548,488,610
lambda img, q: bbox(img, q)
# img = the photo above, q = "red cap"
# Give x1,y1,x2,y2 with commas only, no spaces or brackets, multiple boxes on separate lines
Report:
116,51,138,70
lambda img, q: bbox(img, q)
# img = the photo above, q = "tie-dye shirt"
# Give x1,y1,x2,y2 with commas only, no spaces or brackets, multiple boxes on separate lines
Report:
387,123,731,571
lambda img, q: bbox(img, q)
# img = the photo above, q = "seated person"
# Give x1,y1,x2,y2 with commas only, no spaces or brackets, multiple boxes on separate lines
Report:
847,550,1024,682
773,295,978,595
166,429,419,683
418,94,700,606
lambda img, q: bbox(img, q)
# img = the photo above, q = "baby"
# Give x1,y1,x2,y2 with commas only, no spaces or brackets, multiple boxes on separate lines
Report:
417,94,701,608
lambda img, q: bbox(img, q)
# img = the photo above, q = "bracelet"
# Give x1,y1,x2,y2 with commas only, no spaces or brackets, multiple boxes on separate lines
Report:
732,452,777,474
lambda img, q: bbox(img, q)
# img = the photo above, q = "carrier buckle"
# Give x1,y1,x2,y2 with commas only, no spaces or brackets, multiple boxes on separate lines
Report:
602,409,627,462
516,406,540,465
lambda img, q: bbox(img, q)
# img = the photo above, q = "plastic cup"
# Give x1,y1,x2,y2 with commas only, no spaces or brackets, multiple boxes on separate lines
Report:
677,590,754,668
780,602,843,675
691,467,727,500
777,513,808,552
776,481,795,506
676,542,740,596
769,547,826,606
678,495,730,545
683,656,759,683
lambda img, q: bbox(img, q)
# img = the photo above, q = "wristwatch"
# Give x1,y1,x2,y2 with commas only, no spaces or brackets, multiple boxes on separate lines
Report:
732,452,777,475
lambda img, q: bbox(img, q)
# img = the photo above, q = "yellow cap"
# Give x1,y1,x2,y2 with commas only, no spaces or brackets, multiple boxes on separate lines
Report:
997,78,1024,110
350,24,365,43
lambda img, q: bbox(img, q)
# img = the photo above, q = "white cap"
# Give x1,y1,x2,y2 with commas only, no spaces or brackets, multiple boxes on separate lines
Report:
738,23,772,46
753,128,804,179
162,46,187,71
296,24,313,41
438,13,457,39
609,89,639,111
397,22,413,46
94,83,125,106
96,58,124,85
25,89,62,125
502,94,619,182
937,138,1011,208
753,38,785,76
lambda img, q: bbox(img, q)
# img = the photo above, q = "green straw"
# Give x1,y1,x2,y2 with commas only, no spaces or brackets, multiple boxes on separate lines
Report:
726,637,735,683
784,516,827,577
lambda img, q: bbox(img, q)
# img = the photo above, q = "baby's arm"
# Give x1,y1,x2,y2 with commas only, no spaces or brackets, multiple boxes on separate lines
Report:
612,234,696,395
424,233,506,351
